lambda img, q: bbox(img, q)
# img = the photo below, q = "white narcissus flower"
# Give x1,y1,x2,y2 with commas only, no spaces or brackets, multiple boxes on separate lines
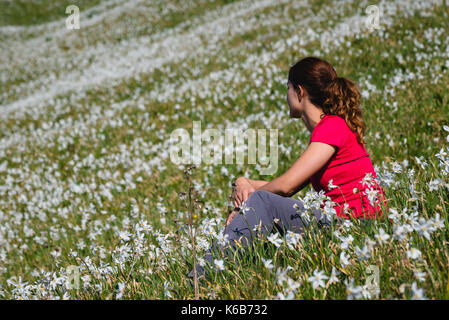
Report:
355,245,371,261
414,271,426,282
118,231,131,242
432,213,445,230
363,187,379,206
214,259,225,271
277,291,294,300
340,251,351,268
345,278,363,300
407,247,422,260
239,201,251,213
267,232,283,248
328,179,338,190
328,267,340,285
322,201,337,221
361,172,375,187
116,282,125,299
261,258,274,270
411,282,427,300
340,235,354,250
374,228,390,244
285,230,300,250
307,269,328,290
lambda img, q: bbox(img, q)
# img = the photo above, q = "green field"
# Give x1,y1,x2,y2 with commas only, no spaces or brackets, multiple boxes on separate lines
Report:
0,0,448,299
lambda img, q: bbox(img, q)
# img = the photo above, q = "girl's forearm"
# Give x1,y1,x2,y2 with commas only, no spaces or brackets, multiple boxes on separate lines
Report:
249,177,311,197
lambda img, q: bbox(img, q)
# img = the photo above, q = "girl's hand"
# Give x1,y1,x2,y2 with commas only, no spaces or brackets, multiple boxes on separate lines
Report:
233,177,255,208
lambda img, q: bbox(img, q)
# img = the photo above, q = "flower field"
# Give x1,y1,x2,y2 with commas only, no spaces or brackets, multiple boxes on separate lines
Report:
0,0,449,299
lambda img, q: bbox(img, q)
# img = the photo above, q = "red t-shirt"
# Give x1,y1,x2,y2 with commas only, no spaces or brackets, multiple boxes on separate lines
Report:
308,114,388,219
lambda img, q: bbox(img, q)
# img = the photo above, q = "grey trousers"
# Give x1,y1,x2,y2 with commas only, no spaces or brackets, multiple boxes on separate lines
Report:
189,190,336,277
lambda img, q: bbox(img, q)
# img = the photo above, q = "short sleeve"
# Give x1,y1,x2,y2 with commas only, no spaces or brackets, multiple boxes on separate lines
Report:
310,116,348,150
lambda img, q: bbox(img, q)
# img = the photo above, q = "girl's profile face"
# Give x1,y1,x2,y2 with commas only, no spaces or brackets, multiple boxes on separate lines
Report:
286,81,302,118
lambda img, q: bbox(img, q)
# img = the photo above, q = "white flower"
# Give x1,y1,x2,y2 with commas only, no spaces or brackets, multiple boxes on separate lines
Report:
345,278,363,300
342,219,354,231
343,203,350,214
340,235,354,250
414,271,426,282
239,201,251,213
277,291,294,300
361,285,374,299
215,233,229,247
118,231,131,242
435,148,447,161
328,267,340,285
116,282,125,299
275,266,294,285
355,245,371,261
307,269,328,290
197,257,206,267
361,172,375,187
428,179,442,192
340,251,351,268
267,233,283,248
285,230,301,250
214,259,225,271
374,228,390,244
285,277,301,293
164,281,173,298
416,219,434,240
407,247,422,260
388,208,401,222
261,258,274,270
393,224,408,241
328,179,338,190
322,201,337,221
363,187,379,206
432,213,445,230
414,156,428,170
411,282,427,300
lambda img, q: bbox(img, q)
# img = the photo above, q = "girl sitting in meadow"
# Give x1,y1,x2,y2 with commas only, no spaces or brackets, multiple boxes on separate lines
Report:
189,56,388,279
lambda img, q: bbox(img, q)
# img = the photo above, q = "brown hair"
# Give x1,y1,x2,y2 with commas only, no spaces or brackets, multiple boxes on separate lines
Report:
288,56,366,145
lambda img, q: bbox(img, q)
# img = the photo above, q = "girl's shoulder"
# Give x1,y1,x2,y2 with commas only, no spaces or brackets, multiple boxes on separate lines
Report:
316,114,349,132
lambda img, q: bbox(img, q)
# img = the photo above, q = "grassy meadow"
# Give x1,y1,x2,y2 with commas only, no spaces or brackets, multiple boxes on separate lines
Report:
0,0,448,299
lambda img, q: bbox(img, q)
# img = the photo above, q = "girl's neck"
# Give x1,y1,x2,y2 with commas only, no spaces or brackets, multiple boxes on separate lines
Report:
302,104,325,133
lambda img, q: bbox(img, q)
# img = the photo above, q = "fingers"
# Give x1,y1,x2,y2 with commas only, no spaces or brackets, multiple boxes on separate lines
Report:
242,190,249,203
234,192,242,208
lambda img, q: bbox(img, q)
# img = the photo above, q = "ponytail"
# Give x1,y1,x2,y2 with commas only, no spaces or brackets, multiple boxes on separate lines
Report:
288,57,367,146
322,77,366,145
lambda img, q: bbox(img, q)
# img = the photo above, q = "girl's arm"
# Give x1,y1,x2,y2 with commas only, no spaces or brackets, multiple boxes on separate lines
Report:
244,178,269,189
240,178,310,192
257,142,336,197
233,142,336,207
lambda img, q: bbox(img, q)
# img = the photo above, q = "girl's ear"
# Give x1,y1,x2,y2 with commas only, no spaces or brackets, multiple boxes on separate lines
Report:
296,85,303,102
